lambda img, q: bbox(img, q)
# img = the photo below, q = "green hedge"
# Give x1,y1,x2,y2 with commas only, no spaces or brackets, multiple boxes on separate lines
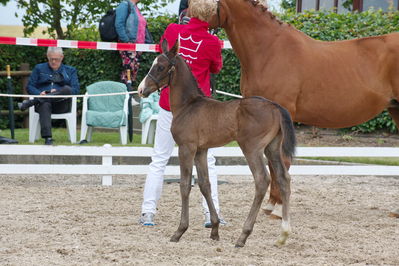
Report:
1,9,399,132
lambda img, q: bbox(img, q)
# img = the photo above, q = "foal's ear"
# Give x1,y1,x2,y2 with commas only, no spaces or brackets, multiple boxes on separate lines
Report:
170,39,180,56
161,39,169,53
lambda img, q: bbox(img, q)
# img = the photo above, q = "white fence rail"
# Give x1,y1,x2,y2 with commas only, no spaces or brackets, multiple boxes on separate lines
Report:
1,145,399,185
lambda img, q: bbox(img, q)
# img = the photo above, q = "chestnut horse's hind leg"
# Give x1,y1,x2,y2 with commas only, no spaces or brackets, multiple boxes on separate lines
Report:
387,105,399,218
194,149,220,240
264,163,281,216
387,103,399,129
170,145,195,242
265,157,291,219
265,137,291,247
235,149,270,248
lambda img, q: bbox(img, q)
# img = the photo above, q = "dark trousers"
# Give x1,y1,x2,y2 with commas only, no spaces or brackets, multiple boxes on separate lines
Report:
34,86,72,138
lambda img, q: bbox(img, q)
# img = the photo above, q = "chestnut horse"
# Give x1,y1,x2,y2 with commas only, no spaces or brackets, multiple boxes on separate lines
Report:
207,0,399,217
138,40,296,247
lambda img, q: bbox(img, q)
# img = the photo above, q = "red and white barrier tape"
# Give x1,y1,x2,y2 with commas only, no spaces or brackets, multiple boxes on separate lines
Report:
0,36,232,52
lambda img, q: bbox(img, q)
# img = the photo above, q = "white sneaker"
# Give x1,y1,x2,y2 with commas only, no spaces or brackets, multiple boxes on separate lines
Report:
139,213,155,226
204,212,227,228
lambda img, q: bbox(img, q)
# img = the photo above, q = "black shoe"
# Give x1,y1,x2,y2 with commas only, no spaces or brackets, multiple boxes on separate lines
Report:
19,99,36,111
0,136,18,144
79,139,88,144
44,138,53,145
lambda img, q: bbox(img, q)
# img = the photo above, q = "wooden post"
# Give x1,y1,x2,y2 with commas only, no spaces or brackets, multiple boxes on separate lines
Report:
296,0,302,12
353,0,362,12
20,63,29,95
20,63,30,128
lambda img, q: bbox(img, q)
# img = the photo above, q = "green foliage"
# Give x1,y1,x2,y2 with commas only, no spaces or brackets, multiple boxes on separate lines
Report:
281,0,295,11
64,49,121,93
140,0,176,17
146,15,178,43
68,25,100,42
1,0,174,39
342,0,353,11
0,45,47,129
215,49,241,101
347,111,397,133
280,9,399,40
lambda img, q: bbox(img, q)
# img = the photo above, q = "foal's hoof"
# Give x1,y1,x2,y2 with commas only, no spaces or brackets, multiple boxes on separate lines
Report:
210,234,220,241
389,210,399,218
274,231,289,247
234,242,245,248
210,227,220,241
170,234,181,242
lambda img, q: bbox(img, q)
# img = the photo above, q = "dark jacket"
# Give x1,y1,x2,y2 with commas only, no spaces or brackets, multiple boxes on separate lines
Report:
27,63,80,95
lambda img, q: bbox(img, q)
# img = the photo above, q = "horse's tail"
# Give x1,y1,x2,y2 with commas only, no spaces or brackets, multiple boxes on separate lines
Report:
276,104,296,161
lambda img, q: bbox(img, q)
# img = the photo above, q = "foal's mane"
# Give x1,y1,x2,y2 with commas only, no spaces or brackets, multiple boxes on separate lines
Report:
174,54,205,97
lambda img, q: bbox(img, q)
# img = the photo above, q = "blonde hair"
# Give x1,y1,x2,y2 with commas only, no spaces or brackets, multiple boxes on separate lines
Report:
188,0,218,22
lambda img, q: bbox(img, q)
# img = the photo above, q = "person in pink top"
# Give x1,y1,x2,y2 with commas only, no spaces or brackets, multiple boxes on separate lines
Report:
115,0,153,83
139,0,225,227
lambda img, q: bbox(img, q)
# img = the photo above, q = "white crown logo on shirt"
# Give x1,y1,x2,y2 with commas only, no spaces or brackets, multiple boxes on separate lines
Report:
178,34,203,60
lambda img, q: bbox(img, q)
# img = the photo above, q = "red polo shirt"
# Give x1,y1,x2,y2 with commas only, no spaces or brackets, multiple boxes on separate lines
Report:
158,18,223,111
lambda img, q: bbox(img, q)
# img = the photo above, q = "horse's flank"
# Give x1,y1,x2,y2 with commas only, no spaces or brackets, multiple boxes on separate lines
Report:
211,0,399,129
168,56,296,159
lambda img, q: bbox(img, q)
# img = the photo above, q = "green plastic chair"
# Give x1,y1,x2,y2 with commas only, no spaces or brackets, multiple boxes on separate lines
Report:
80,81,129,145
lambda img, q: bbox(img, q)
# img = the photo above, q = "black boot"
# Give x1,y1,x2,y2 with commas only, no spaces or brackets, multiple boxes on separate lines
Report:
44,137,54,145
19,99,37,111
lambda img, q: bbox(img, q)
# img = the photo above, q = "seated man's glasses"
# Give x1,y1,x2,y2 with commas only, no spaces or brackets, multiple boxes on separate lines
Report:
48,57,62,62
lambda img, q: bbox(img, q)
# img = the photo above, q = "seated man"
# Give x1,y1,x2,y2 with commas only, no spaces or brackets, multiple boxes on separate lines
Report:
20,47,79,145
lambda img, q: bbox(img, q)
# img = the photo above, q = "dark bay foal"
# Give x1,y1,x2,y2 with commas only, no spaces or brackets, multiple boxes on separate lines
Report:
138,40,296,247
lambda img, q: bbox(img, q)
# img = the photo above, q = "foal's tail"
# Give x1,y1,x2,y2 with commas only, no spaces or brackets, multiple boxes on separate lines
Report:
275,104,296,161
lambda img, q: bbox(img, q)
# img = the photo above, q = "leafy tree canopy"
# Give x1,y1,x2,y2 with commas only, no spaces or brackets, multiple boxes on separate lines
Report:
0,0,175,39
281,0,295,10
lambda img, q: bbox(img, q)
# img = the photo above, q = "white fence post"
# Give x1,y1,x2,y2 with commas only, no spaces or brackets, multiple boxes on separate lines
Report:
102,144,113,186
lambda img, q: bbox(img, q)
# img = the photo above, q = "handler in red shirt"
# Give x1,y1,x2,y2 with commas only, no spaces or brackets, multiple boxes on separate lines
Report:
158,17,222,111
139,0,224,227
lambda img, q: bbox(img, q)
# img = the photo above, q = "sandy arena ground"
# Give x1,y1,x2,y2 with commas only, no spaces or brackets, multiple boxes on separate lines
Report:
0,174,398,265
